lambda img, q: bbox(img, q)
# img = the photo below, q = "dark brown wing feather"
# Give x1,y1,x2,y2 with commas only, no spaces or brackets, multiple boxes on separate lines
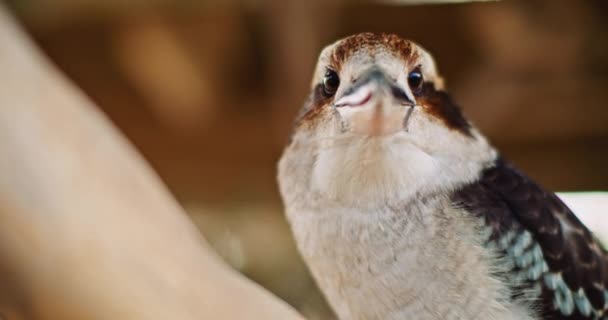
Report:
453,158,608,319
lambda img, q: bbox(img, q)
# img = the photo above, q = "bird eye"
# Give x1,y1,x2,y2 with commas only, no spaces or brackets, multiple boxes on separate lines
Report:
407,68,424,94
323,69,340,96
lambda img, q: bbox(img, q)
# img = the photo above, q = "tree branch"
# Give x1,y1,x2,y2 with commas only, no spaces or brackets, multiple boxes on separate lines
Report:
0,6,303,320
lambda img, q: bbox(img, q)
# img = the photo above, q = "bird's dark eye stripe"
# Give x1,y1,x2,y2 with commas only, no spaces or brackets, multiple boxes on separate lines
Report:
323,69,340,97
417,82,472,136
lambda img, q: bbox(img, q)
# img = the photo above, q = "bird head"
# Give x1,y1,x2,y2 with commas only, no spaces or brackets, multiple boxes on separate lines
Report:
280,33,497,207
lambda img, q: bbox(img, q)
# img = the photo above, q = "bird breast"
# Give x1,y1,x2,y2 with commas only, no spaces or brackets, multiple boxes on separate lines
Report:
284,195,537,320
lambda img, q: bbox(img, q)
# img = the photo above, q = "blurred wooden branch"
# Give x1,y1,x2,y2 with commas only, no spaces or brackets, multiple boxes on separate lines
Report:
0,5,303,320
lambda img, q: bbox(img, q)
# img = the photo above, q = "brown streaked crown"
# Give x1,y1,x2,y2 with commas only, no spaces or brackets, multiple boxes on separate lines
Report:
329,33,417,70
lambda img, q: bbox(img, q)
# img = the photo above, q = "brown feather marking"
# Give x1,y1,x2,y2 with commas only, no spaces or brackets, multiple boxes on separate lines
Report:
417,82,472,136
330,33,414,69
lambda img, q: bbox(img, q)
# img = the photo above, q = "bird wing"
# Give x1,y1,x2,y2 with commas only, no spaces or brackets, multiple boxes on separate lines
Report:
452,158,608,319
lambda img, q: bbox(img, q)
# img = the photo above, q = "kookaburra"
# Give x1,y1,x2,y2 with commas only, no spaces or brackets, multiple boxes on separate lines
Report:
277,33,608,320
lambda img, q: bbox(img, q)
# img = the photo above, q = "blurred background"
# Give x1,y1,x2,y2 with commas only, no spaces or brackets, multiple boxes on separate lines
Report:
5,0,608,318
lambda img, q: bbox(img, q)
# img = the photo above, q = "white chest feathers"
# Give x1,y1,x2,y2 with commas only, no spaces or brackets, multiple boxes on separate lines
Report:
285,197,537,320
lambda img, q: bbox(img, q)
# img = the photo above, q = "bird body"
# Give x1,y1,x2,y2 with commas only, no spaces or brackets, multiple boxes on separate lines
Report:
285,183,533,320
278,33,608,320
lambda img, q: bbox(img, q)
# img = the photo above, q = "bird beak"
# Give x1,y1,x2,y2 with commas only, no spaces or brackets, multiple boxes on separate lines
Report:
334,67,414,136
